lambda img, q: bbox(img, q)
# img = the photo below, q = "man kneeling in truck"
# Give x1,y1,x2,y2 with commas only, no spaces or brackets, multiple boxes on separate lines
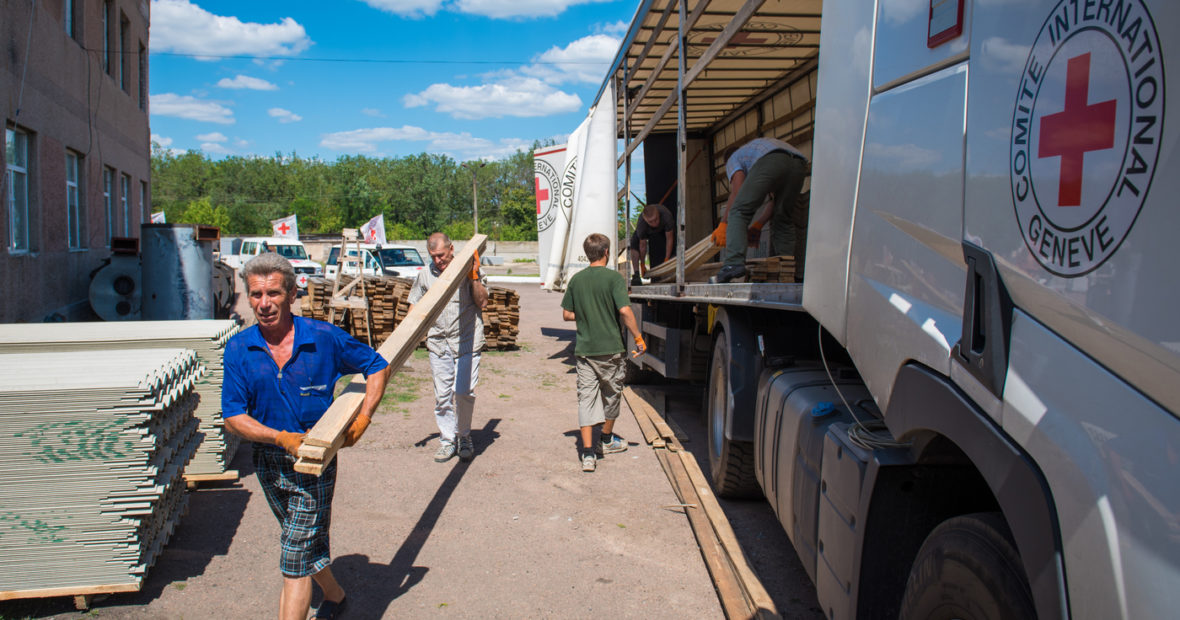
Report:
710,137,808,283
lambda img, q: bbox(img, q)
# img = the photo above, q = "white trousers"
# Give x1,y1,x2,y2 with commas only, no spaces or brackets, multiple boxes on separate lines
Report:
429,348,480,444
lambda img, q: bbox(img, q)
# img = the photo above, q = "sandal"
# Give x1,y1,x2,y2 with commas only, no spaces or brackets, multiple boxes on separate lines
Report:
315,597,347,619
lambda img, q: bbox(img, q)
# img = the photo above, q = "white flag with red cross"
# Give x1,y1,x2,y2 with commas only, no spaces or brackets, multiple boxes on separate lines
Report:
150,211,166,224
271,214,298,239
361,213,387,245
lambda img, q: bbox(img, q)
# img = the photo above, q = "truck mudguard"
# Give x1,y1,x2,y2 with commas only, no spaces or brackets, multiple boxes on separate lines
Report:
713,306,761,442
883,363,1067,620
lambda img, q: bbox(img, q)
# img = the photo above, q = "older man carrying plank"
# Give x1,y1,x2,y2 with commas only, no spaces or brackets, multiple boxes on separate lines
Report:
222,252,390,620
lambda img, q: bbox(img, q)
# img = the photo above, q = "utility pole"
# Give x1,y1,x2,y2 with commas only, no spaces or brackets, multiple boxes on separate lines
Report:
461,161,487,235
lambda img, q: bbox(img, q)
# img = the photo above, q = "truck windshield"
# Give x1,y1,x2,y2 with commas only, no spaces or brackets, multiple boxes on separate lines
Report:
377,248,425,267
270,244,308,260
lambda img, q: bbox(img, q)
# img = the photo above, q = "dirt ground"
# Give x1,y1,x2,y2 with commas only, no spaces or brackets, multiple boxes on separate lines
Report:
1,283,822,619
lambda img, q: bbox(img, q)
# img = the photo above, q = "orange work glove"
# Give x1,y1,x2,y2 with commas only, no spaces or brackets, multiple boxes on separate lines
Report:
711,222,728,246
633,335,647,357
343,414,371,447
747,221,764,244
275,431,306,457
471,250,481,280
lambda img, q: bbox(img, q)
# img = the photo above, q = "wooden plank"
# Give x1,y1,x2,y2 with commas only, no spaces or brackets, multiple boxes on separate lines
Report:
0,583,140,602
183,469,239,488
623,387,663,446
295,235,488,474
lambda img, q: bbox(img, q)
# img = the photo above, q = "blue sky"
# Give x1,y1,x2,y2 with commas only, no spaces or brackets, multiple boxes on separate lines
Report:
148,0,638,163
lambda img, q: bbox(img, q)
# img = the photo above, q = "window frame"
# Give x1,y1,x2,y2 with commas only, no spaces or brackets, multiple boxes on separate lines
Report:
119,13,130,92
103,167,114,247
66,151,84,250
102,1,111,75
6,127,31,254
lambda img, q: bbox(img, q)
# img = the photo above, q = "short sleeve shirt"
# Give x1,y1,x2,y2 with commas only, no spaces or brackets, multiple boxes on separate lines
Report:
561,266,631,357
221,316,389,433
726,138,807,180
631,204,676,263
408,261,487,356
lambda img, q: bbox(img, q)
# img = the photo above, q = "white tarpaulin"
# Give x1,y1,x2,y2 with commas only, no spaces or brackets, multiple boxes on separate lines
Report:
533,144,567,286
542,81,617,291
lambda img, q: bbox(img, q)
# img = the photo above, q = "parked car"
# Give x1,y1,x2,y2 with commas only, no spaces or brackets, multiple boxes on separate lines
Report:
324,243,427,279
221,237,323,292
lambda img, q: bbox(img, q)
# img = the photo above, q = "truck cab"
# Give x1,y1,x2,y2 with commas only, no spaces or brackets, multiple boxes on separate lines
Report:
324,243,426,279
581,0,1180,618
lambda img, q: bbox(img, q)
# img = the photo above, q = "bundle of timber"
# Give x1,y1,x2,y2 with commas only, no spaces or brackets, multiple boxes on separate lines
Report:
0,349,202,598
482,286,521,350
0,320,241,478
746,256,797,283
306,276,415,347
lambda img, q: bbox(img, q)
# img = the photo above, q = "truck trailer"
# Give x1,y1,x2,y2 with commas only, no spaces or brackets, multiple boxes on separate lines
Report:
584,0,1179,618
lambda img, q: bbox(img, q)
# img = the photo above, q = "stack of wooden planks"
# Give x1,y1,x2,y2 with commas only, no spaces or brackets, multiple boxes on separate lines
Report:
482,286,521,350
745,256,797,283
0,320,242,481
308,276,521,351
0,349,202,602
646,236,722,283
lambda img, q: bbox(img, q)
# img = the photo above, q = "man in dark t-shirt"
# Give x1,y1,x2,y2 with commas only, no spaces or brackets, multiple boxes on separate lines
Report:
628,203,676,285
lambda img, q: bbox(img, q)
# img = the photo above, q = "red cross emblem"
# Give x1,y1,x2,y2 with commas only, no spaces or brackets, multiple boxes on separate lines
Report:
275,221,291,235
535,177,549,215
1037,53,1117,207
367,227,378,241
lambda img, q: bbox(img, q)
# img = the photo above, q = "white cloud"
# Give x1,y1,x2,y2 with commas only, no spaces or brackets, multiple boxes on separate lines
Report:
320,125,532,160
404,76,581,119
151,0,311,59
195,132,228,142
217,75,279,91
201,142,232,154
523,34,619,85
981,36,1030,74
361,108,386,118
268,108,303,123
150,133,173,147
151,93,235,124
359,0,445,18
598,21,628,36
881,0,927,25
450,0,613,19
865,142,940,172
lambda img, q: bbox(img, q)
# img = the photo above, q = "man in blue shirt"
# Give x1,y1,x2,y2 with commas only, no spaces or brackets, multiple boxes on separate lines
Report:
222,252,390,620
710,137,808,283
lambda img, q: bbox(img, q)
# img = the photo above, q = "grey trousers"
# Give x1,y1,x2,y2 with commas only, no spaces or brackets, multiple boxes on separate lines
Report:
576,354,625,428
429,348,480,444
722,151,808,267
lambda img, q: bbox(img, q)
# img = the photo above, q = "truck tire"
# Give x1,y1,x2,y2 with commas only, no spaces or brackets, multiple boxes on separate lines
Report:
706,329,761,499
899,512,1036,620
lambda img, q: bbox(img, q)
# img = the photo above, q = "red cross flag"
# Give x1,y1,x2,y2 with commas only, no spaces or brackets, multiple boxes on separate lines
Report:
361,213,387,245
271,214,298,239
150,211,166,224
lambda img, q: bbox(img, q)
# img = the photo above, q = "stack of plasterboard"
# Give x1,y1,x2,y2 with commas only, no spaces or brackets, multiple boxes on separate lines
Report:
0,320,241,477
0,349,202,596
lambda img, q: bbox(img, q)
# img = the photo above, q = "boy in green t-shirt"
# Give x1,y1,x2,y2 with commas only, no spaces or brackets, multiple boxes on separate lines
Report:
561,233,647,472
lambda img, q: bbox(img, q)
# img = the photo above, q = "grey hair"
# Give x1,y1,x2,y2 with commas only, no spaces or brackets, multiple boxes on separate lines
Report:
427,232,452,251
240,252,297,292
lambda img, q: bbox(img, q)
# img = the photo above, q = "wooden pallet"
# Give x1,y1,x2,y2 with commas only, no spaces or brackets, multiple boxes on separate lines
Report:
0,583,140,610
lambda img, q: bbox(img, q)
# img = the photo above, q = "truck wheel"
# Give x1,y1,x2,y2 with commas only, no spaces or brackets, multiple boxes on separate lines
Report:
899,512,1035,620
706,330,761,499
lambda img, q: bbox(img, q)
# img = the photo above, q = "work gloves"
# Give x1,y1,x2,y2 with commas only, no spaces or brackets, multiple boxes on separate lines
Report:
275,431,306,457
343,414,371,447
748,221,764,243
471,250,481,280
633,335,647,357
711,222,727,246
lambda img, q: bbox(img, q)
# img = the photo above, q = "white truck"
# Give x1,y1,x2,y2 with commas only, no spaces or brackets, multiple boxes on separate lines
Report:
323,243,427,279
580,0,1178,618
220,236,323,292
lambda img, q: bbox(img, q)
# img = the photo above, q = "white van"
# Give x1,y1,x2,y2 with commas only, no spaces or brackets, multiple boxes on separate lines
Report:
222,237,323,291
324,243,426,279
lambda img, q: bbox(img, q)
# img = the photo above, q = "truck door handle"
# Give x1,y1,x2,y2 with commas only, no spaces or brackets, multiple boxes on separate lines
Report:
952,243,1013,398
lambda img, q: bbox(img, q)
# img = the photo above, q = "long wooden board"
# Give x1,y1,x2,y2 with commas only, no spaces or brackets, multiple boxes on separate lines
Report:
646,235,721,282
294,234,488,474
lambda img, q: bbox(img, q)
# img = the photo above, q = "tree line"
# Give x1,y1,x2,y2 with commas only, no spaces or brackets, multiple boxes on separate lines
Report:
150,142,543,241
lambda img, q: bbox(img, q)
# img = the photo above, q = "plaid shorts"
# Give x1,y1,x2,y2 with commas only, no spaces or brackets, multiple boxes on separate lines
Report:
253,444,338,578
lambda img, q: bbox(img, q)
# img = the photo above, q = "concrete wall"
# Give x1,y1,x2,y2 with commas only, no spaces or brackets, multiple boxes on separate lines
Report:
302,239,540,265
1,0,151,322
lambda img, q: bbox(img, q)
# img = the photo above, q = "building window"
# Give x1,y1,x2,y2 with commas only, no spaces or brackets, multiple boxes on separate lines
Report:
103,167,114,246
120,14,130,92
6,128,30,253
138,42,147,109
121,174,131,235
140,180,148,230
102,1,111,75
66,151,84,249
65,0,75,38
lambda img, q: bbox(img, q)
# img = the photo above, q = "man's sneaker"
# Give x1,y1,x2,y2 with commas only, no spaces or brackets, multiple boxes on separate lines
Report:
630,273,643,287
457,435,474,461
581,452,597,472
600,434,629,454
709,264,747,284
434,441,456,462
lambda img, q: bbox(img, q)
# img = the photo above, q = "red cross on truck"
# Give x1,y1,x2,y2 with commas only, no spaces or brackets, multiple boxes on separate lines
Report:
1037,52,1118,207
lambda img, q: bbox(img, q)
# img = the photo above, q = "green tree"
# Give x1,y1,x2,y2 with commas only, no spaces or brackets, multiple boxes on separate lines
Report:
177,196,230,230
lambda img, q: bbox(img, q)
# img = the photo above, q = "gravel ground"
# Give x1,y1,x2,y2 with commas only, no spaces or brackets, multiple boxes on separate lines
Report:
1,284,733,619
